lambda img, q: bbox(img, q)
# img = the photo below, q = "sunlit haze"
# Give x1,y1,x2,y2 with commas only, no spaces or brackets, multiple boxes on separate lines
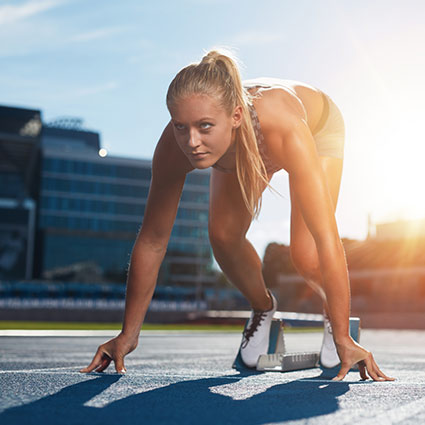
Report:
1,0,424,256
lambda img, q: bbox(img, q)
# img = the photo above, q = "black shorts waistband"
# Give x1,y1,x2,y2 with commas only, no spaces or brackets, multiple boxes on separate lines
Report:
312,92,330,134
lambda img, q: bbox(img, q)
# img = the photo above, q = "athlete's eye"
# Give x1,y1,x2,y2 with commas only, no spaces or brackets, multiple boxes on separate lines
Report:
173,123,186,131
200,122,213,129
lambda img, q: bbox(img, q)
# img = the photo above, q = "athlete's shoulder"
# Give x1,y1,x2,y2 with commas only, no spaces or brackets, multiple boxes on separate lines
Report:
251,87,303,137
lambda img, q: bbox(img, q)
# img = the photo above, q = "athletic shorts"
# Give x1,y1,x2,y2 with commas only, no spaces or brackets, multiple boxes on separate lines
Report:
313,92,345,159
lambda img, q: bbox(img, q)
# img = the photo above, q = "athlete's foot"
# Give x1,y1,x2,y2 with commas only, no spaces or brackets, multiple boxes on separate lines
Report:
240,290,278,368
319,314,341,368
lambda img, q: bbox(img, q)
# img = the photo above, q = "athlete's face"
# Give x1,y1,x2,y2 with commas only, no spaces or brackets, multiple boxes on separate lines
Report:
169,94,242,169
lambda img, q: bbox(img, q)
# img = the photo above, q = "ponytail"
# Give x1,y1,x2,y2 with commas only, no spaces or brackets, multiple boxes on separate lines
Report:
166,48,270,218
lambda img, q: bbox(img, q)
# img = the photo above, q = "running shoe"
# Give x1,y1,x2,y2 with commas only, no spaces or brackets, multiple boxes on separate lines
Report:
240,290,278,368
319,315,341,368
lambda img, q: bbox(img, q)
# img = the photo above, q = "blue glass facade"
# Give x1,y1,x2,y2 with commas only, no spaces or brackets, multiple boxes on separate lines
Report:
0,104,214,288
38,127,213,286
0,105,41,280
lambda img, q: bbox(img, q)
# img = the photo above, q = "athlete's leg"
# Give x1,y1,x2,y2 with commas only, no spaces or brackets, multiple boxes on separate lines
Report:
209,168,272,311
289,156,344,313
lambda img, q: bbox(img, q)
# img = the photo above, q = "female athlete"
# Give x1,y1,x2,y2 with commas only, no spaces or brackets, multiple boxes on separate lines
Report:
81,49,394,382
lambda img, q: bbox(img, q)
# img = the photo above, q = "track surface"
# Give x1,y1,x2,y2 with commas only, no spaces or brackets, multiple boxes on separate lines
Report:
1,329,424,424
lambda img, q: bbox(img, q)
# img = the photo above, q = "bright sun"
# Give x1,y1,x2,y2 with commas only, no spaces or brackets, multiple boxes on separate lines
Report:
371,115,425,222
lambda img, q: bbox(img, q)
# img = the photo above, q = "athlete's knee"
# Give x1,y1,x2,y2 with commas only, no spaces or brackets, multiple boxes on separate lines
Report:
208,222,246,252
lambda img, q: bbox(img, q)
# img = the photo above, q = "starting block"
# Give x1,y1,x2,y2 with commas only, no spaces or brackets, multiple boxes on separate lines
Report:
232,315,361,373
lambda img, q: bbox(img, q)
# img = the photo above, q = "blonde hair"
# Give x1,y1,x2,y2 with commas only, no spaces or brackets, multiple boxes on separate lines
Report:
166,48,269,219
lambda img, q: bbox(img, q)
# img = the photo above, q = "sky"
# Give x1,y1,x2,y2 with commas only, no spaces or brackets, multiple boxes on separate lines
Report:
1,0,425,257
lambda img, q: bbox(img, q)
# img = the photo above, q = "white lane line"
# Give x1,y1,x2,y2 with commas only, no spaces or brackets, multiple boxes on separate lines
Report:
0,330,127,337
0,330,240,337
0,330,119,337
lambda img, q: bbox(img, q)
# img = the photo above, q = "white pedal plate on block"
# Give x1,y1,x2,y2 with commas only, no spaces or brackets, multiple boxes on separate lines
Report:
257,352,320,372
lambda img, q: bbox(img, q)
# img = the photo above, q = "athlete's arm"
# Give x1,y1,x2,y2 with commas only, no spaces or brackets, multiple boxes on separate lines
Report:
80,121,193,373
278,118,350,341
266,115,393,381
121,121,193,340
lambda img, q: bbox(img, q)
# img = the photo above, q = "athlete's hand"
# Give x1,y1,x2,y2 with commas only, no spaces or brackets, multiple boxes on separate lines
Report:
333,338,395,382
79,332,138,374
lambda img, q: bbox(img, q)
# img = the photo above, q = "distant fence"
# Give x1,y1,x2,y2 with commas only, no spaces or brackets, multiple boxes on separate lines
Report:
0,280,253,322
0,281,211,322
1,278,424,328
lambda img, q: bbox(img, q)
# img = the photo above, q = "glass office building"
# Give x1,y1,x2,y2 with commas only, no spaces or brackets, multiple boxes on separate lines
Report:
1,105,214,288
0,106,41,280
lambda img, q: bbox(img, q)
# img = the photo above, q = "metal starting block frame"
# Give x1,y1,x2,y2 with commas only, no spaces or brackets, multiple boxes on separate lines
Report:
232,315,361,374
